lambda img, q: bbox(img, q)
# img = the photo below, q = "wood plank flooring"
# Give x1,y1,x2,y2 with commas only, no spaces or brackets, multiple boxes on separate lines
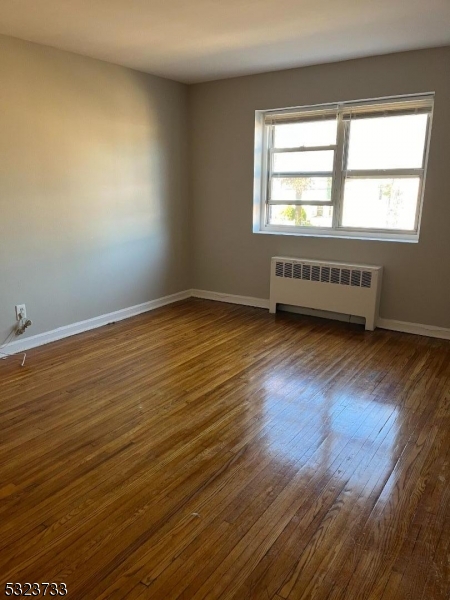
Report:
0,298,449,599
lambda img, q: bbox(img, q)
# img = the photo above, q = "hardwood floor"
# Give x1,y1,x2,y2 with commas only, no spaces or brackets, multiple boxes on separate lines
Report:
1,298,449,599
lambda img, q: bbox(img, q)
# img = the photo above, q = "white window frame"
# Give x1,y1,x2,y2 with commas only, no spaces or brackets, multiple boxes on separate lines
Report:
253,93,434,243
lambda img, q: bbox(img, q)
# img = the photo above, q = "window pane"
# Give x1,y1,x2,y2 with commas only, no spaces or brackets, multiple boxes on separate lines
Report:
273,150,334,173
346,114,428,170
341,177,420,230
271,177,332,201
274,119,337,148
269,204,333,228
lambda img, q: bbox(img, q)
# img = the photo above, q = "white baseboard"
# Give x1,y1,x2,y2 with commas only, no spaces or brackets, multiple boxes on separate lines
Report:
4,290,191,354
3,288,449,356
191,290,450,340
377,318,450,340
191,289,270,310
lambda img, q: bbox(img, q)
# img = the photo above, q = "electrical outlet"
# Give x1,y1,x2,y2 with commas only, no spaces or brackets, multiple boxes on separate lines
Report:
15,304,26,321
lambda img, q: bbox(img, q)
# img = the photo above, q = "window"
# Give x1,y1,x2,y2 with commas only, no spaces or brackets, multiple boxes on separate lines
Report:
253,94,434,242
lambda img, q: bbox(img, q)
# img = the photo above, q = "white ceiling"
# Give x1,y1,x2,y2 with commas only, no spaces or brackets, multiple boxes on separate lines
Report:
0,0,449,83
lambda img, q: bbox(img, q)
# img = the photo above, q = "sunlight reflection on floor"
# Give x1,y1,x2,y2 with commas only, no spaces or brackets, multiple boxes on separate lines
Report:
261,373,400,495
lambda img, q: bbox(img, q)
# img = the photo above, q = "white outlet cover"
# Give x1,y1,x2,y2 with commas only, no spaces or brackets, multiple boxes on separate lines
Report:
15,304,26,320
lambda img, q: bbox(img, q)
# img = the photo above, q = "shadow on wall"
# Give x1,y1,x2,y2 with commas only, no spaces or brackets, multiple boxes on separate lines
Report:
0,35,189,341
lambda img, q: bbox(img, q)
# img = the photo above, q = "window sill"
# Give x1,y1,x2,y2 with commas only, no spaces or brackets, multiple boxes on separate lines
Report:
253,225,419,243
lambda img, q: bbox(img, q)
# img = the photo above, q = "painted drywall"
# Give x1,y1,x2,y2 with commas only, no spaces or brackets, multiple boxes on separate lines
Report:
0,35,189,345
1,0,450,82
188,47,450,328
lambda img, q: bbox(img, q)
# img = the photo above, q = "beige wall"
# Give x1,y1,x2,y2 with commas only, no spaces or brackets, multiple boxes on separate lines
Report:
0,35,189,343
189,47,450,328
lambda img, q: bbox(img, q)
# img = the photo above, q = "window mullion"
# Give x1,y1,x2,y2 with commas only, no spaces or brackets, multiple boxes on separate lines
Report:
262,124,273,226
344,168,424,178
268,200,335,206
271,171,333,178
331,113,346,229
266,125,275,223
270,145,337,154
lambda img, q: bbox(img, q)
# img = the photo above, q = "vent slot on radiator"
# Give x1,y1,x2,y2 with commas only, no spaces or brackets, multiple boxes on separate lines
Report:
275,262,284,277
331,268,340,285
341,269,350,286
311,266,320,282
284,262,293,278
321,267,330,283
275,261,373,289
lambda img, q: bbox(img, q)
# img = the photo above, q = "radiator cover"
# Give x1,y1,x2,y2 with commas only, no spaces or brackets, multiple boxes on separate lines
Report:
270,257,383,331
